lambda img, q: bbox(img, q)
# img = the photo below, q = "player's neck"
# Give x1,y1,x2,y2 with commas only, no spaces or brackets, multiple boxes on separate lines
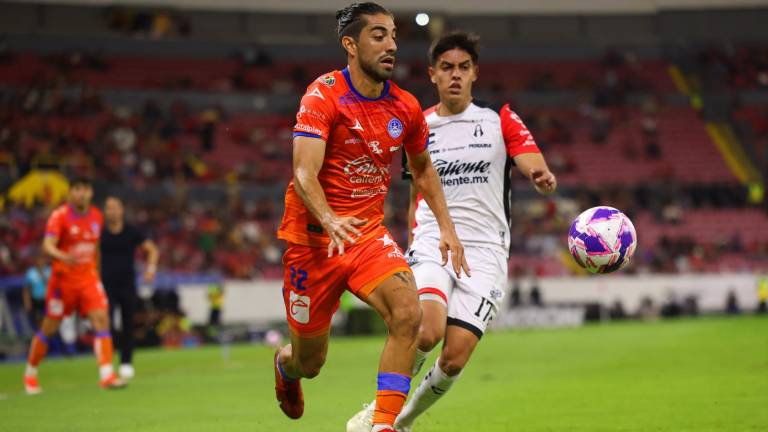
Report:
107,220,124,233
70,203,89,214
347,63,386,99
437,97,472,116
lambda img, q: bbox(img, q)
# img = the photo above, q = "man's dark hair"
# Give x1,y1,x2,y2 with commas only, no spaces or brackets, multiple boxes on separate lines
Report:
69,176,93,188
429,31,480,65
336,2,393,41
105,195,124,204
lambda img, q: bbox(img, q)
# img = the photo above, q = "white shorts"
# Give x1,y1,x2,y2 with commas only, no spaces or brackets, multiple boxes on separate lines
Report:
406,238,507,338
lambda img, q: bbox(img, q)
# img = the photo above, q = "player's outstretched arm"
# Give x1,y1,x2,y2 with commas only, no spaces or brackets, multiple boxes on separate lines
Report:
513,153,557,195
292,135,366,257
408,150,470,278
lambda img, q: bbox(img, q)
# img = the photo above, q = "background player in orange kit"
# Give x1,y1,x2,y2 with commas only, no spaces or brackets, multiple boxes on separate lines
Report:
273,3,469,431
23,177,126,394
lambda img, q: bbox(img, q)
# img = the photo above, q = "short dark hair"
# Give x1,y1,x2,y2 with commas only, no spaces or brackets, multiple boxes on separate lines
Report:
105,195,124,204
429,31,480,66
69,176,93,188
336,2,392,41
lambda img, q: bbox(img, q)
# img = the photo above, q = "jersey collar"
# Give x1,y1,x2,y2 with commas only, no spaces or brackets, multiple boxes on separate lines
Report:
342,67,390,101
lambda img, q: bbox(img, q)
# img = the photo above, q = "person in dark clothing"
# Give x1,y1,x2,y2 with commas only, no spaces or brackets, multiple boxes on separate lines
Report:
100,196,159,380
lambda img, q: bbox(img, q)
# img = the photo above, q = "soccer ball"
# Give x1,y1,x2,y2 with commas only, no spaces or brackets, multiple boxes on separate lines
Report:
568,206,637,274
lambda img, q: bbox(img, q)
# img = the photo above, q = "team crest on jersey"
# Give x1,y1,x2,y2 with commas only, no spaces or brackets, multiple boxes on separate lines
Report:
321,75,336,87
387,118,403,139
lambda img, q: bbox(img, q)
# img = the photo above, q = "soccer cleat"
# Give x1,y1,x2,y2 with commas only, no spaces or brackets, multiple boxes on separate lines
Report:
274,350,303,419
24,375,42,395
346,401,376,432
119,364,135,380
100,373,128,389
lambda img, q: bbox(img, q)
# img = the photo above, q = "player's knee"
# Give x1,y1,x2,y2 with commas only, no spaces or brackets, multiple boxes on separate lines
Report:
387,301,422,338
438,353,467,377
417,326,442,352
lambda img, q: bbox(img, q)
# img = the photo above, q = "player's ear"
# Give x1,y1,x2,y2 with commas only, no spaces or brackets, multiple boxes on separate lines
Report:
342,36,357,58
472,64,479,82
428,66,436,84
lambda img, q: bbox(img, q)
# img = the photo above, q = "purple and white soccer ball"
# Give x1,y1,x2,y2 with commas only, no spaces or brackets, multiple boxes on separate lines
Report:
568,206,637,274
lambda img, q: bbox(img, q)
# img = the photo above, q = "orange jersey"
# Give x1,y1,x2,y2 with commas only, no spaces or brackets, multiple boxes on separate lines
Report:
278,68,429,247
45,204,103,279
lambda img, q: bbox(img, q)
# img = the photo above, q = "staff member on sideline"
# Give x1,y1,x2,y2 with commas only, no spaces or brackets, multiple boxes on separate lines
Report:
100,195,159,380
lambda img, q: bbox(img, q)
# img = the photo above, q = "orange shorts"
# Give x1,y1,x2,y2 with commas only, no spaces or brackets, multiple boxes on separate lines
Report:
281,228,411,337
45,270,109,319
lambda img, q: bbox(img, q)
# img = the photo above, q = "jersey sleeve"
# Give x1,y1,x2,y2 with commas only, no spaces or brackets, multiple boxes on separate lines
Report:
45,209,64,238
403,99,429,156
500,104,541,157
293,84,337,141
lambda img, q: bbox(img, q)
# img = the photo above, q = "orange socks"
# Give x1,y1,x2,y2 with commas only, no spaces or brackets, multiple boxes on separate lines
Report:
373,372,411,427
26,332,49,374
94,331,115,380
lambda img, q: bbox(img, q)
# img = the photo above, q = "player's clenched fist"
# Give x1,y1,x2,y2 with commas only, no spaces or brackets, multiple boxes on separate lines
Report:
322,214,367,257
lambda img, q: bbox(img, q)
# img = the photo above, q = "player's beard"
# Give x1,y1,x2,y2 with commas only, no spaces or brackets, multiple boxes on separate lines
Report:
360,56,393,83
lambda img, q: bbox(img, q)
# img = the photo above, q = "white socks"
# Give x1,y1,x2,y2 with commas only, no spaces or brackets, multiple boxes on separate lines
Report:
25,364,38,377
396,360,459,427
412,349,429,376
99,364,114,381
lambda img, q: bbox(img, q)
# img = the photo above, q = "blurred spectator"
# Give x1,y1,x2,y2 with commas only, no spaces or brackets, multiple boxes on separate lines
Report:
725,289,740,314
22,255,50,330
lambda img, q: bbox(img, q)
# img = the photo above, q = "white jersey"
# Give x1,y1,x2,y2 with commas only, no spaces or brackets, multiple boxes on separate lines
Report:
408,102,540,257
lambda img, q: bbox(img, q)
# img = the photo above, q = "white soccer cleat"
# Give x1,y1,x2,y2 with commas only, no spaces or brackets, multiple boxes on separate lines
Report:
24,375,42,395
119,364,135,380
346,401,376,432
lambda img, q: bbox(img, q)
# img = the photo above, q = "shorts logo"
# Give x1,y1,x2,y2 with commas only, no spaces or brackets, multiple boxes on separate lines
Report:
387,118,403,139
490,289,504,300
322,75,336,87
48,298,64,316
289,291,310,324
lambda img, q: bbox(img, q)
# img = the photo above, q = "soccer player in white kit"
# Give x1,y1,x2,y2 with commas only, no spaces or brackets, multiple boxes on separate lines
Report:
348,31,556,431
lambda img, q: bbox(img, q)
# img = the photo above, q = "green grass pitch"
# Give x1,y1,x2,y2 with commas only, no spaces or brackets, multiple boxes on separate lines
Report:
1,316,766,431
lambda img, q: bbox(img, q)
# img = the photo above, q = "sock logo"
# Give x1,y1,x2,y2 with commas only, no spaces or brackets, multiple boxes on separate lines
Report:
430,386,446,395
289,291,310,324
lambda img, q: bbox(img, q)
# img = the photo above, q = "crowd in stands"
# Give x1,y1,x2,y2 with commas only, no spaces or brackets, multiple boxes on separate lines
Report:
1,46,766,279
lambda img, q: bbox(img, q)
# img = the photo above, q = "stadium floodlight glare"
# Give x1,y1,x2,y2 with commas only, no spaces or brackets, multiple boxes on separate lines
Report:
415,13,430,27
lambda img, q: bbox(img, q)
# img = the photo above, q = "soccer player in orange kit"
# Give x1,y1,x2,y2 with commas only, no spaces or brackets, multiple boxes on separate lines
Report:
273,3,469,431
23,177,126,394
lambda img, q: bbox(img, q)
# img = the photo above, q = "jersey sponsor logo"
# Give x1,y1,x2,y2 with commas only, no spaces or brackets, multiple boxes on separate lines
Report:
298,105,328,121
351,186,388,198
389,144,401,152
350,118,365,131
433,158,492,188
387,118,403,139
321,75,336,87
368,141,383,154
70,225,80,235
307,87,325,100
432,159,491,177
344,138,363,145
469,143,492,149
289,291,310,324
343,156,390,185
295,123,324,136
